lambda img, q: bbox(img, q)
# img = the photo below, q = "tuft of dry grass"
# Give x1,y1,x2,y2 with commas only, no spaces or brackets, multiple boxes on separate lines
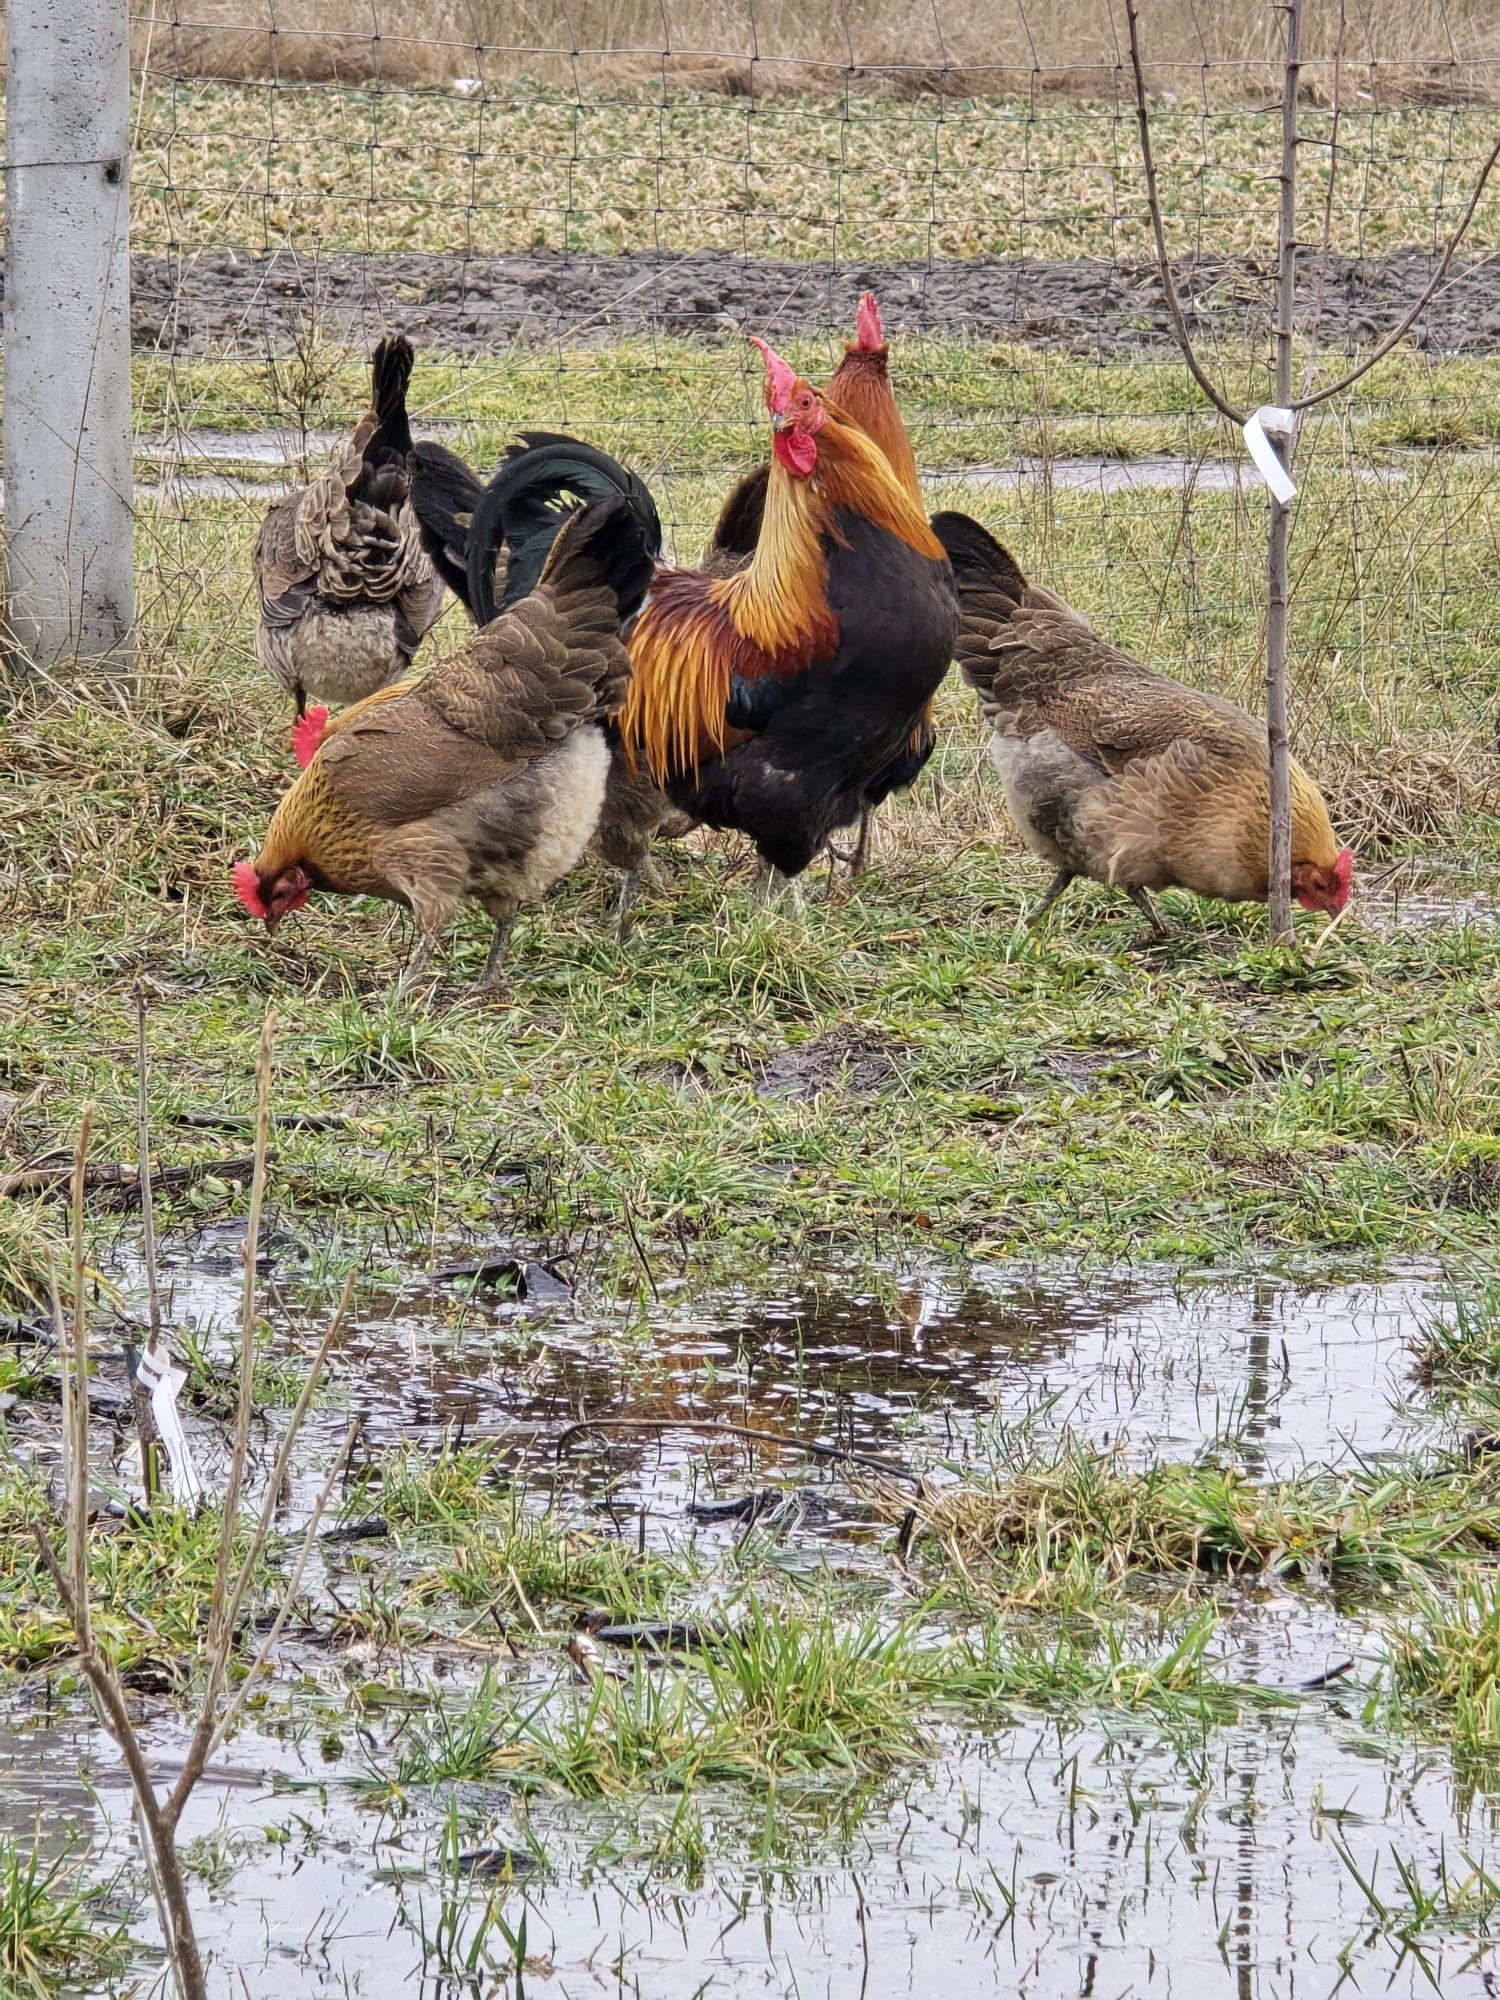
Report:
126,0,1500,99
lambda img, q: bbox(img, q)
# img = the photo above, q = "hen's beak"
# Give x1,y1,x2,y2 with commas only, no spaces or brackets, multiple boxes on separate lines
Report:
770,411,789,433
263,911,282,938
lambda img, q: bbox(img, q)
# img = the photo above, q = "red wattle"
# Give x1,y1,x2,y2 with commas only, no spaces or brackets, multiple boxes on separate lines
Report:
773,429,818,478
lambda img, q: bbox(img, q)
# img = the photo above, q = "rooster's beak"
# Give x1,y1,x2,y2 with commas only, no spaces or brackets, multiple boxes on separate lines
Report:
263,912,282,938
770,411,788,433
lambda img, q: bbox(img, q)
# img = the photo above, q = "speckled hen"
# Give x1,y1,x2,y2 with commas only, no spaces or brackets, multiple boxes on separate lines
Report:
254,335,444,719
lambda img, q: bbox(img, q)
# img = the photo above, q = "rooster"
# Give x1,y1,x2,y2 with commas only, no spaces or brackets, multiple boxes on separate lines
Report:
935,514,1353,933
232,493,653,994
706,294,935,875
462,338,958,890
254,335,445,721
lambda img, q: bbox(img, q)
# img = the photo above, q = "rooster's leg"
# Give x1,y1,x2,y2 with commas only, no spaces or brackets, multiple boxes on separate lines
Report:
1026,868,1077,927
1126,887,1169,938
753,863,802,912
828,807,875,877
616,871,644,942
477,917,515,992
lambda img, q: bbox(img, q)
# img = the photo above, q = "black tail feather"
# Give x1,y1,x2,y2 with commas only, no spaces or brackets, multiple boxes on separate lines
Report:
409,439,486,609
466,431,663,626
368,334,416,460
540,493,656,628
707,463,768,560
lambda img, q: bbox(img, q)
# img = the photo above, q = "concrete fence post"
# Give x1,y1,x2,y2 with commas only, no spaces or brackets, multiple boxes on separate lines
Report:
4,0,134,680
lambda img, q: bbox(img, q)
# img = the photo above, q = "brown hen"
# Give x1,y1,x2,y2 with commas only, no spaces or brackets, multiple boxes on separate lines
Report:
234,495,653,995
933,514,1353,932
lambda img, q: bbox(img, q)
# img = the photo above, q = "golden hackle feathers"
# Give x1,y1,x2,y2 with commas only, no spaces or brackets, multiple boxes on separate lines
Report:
617,399,939,786
826,346,922,505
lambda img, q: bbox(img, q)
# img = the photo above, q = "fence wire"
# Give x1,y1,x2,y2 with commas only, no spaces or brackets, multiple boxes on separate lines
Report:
91,4,1500,847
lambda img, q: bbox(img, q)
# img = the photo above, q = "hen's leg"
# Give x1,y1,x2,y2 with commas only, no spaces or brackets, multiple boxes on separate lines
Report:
1127,886,1169,937
477,916,515,992
1026,867,1077,927
392,934,437,1004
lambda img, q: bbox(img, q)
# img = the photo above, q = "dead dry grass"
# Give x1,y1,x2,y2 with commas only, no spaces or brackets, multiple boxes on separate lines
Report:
125,0,1500,98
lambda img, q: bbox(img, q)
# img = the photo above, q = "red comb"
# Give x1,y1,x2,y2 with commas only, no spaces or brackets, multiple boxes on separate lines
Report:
855,292,883,350
1334,847,1354,891
749,336,798,415
232,862,269,920
292,704,330,769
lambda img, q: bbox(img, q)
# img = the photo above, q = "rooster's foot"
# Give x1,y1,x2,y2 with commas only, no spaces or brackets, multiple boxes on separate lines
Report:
826,807,875,878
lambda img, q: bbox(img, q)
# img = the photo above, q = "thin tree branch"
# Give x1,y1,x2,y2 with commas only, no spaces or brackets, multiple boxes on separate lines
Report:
1125,0,1499,425
1284,133,1500,413
1123,0,1248,427
553,1415,922,1485
206,1417,361,1763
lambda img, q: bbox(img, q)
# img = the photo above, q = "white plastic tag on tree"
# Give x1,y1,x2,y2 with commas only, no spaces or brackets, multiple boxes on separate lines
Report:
1243,406,1299,504
135,1344,205,1509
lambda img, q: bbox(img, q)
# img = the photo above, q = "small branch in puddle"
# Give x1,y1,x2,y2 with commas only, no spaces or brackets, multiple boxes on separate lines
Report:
553,1416,922,1486
31,1012,352,2000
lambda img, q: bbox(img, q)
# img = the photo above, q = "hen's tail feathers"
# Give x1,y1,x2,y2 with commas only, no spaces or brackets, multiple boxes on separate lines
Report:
368,336,416,458
409,440,485,609
466,431,664,626
929,511,1032,701
536,493,657,632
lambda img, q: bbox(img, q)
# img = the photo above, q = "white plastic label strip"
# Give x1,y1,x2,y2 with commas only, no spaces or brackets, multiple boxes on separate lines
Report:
135,1344,206,1509
1243,405,1298,505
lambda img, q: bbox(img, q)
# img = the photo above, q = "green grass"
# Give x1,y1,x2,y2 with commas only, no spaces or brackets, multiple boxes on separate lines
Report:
0,1835,129,2000
0,1465,277,1672
4,337,1499,1310
117,83,1500,267
907,1434,1500,1584
1414,1264,1500,1387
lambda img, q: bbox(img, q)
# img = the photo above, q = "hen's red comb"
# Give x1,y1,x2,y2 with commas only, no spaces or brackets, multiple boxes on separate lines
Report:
1334,847,1354,892
232,862,269,919
292,704,330,769
855,292,883,350
749,336,798,415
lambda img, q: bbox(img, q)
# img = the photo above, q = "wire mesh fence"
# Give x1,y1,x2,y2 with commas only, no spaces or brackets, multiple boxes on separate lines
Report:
22,1,1500,848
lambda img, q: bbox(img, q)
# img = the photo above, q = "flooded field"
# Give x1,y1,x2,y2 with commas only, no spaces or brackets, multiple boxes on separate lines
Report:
5,1244,1498,1997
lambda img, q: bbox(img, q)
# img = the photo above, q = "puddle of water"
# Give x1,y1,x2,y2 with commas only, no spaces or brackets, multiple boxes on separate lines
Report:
1360,856,1497,935
134,428,341,466
5,1246,1490,1995
930,453,1414,495
3,1657,1493,1999
930,453,1246,495
77,1243,1444,1526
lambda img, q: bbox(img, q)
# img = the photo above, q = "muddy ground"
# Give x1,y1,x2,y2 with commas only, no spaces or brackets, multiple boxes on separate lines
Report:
113,245,1500,355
